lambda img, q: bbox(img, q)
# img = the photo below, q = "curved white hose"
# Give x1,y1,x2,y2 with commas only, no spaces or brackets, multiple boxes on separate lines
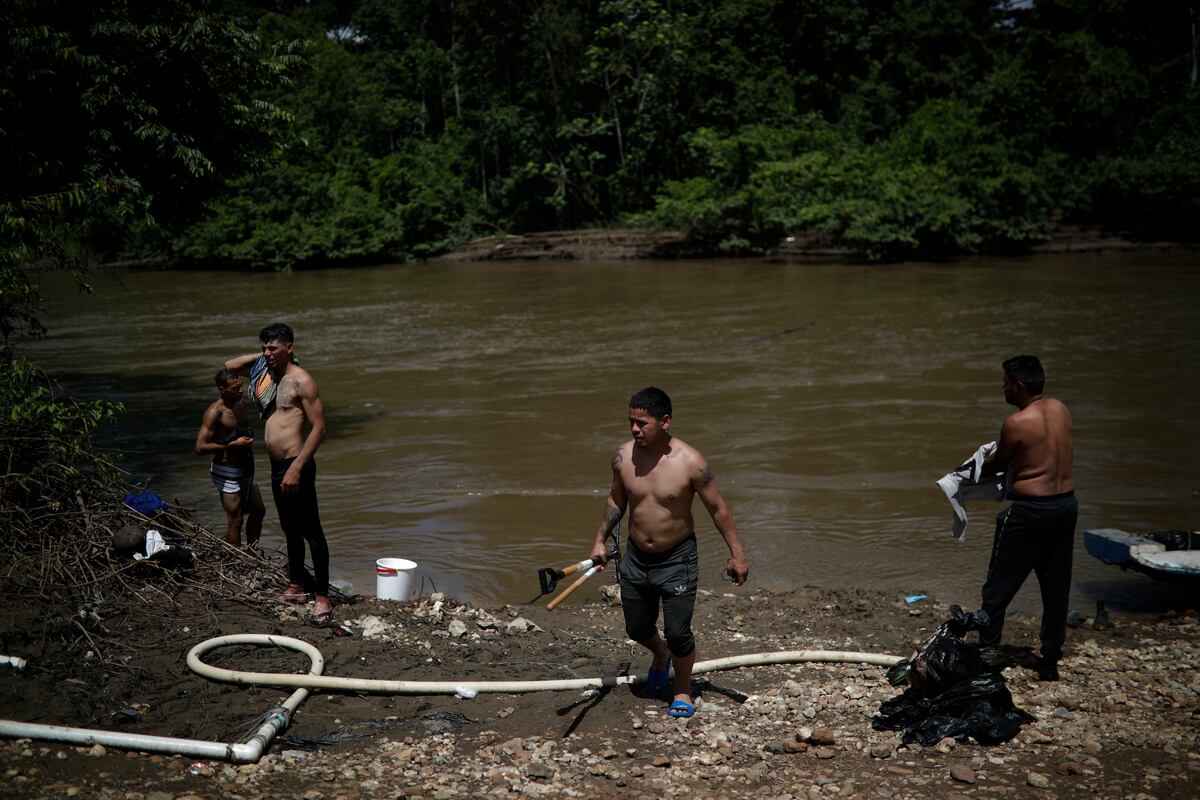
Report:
1,633,903,764
0,633,322,763
188,634,902,694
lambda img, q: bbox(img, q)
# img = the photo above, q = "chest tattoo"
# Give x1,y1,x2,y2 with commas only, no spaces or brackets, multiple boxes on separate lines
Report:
277,380,297,408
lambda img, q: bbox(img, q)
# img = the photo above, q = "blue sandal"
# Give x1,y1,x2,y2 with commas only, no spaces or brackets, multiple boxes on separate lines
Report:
668,699,695,718
645,656,672,698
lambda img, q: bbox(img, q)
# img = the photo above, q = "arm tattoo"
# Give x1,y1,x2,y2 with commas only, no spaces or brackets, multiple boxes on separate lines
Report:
698,466,714,487
602,505,622,535
611,449,623,470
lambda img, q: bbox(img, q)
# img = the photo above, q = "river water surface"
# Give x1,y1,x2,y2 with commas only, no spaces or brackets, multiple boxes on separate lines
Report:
26,253,1200,614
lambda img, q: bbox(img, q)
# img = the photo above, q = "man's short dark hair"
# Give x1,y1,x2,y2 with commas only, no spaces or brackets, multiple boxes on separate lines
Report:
214,368,238,388
1003,354,1045,395
259,322,294,344
629,387,672,420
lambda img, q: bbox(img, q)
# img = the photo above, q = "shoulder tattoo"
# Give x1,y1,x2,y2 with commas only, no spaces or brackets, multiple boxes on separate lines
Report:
611,449,623,470
698,465,714,487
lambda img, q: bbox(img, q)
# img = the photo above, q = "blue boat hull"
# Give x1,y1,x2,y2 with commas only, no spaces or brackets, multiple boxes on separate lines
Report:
1084,528,1200,589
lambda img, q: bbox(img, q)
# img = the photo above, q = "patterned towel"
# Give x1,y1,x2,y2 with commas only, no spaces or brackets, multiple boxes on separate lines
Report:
249,354,297,419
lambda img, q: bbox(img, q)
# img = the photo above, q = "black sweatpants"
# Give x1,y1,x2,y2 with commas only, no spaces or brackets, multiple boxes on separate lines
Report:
980,491,1078,662
271,457,329,596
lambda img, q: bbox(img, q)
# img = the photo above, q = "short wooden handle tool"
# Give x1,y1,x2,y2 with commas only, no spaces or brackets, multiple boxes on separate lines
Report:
546,564,603,610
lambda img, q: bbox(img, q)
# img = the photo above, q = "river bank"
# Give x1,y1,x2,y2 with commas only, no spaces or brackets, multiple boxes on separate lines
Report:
432,224,1195,263
1,579,1197,799
93,222,1196,270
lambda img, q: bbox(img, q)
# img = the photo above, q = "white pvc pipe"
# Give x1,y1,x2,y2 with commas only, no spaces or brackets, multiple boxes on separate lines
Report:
0,634,322,763
0,655,26,671
0,633,903,764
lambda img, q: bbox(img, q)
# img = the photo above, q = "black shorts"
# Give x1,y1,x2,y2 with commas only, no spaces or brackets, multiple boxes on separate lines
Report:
618,535,699,657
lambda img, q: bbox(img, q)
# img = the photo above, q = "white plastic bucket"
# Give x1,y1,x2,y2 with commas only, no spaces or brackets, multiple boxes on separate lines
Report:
375,558,417,600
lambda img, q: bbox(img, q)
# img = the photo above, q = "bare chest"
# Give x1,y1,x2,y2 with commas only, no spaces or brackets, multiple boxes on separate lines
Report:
622,462,692,507
215,404,244,432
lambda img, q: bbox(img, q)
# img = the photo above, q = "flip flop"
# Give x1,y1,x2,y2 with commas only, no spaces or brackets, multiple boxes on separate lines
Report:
310,609,333,625
645,656,672,698
278,589,310,603
668,699,695,719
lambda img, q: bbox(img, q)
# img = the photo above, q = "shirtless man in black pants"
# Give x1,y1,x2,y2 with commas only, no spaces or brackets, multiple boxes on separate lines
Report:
589,387,749,718
979,355,1076,681
226,323,331,622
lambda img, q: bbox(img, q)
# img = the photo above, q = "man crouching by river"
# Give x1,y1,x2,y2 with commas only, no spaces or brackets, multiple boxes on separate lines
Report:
226,323,332,623
589,387,749,718
979,355,1077,681
195,369,265,547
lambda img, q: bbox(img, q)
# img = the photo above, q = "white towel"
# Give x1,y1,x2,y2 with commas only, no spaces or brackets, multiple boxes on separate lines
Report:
936,442,1006,542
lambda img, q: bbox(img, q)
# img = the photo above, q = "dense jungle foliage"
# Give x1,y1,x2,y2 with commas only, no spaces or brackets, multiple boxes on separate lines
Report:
120,0,1199,267
4,0,1200,283
2,0,295,474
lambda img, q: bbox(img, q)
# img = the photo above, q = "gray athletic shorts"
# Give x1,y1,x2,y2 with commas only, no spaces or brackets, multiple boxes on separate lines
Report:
618,534,699,657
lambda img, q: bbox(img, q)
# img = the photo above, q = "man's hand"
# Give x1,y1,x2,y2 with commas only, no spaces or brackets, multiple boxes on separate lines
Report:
726,555,749,586
281,463,303,494
226,436,254,449
589,541,609,566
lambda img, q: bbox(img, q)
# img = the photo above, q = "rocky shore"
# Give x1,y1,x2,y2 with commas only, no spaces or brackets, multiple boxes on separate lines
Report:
1,585,1197,799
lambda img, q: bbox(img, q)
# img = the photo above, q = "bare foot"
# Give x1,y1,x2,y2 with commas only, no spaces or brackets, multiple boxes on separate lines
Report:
312,596,332,623
279,584,309,603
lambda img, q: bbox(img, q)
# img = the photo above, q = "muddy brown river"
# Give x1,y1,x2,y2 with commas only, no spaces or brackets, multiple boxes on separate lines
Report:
25,252,1200,614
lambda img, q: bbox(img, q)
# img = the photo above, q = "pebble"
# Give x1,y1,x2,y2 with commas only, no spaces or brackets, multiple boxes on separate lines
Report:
506,618,543,634
1027,772,1051,788
949,764,976,784
652,756,671,768
807,727,836,745
814,747,836,759
869,743,893,759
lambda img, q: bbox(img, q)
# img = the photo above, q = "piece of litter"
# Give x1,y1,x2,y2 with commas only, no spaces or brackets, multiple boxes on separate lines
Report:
454,686,478,699
905,595,928,604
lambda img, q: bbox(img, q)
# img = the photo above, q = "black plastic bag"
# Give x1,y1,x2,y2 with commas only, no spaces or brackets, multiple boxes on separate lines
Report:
880,675,1035,745
874,606,1033,746
888,604,989,694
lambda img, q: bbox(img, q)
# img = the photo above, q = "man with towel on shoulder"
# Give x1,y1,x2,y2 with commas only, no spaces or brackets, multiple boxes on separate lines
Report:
226,323,332,623
978,355,1077,681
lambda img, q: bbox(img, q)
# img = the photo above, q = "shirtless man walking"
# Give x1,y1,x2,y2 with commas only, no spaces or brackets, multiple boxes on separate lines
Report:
195,369,265,547
226,323,331,622
979,355,1076,681
589,387,749,718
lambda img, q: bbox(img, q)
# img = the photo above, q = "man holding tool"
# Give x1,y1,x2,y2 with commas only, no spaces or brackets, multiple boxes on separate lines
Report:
588,387,749,718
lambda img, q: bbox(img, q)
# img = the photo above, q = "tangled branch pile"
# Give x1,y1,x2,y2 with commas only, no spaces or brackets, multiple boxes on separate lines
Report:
1,358,287,615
